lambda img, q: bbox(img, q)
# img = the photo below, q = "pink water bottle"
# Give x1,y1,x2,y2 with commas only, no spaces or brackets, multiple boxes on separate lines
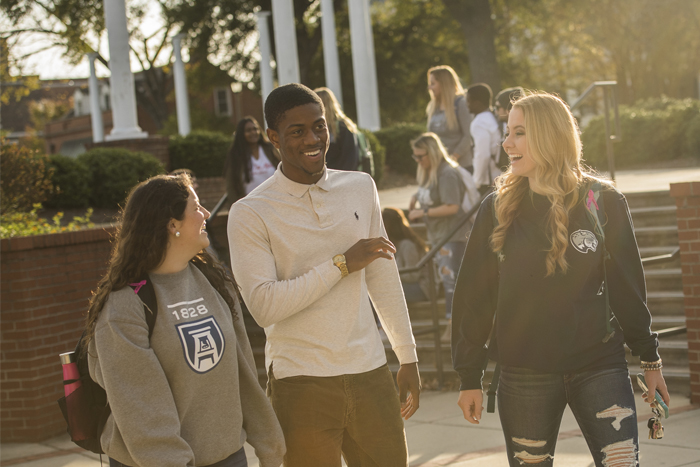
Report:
59,351,81,396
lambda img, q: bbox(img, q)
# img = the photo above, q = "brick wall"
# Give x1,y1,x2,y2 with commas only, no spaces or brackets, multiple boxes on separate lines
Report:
197,176,228,211
86,135,170,170
1,228,115,442
670,181,700,404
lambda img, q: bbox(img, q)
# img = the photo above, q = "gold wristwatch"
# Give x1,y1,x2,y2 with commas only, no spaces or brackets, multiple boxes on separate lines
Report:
333,254,349,278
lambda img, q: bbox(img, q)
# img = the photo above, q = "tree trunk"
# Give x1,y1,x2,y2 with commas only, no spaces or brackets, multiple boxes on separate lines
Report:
441,0,501,95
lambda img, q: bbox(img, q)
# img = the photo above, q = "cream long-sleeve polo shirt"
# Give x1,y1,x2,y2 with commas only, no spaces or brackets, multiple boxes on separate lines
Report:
228,167,418,379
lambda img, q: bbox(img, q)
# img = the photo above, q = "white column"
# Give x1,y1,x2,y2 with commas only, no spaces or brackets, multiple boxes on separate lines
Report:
87,53,104,143
320,0,342,107
271,0,300,85
348,0,380,130
172,34,191,136
103,0,147,141
256,11,274,104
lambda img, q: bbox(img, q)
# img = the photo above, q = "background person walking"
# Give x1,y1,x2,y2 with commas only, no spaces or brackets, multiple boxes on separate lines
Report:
426,65,473,170
315,87,361,171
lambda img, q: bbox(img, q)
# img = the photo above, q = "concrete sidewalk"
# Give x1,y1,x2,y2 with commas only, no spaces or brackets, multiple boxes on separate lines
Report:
378,166,700,209
1,391,697,466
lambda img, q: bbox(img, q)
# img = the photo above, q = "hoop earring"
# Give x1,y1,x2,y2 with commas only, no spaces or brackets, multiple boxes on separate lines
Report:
175,231,181,238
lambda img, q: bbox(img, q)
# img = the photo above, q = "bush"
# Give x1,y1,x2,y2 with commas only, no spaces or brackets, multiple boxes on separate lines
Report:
46,155,92,209
0,205,94,239
0,139,54,213
581,97,700,170
78,148,165,208
359,129,386,184
169,130,231,177
374,123,425,176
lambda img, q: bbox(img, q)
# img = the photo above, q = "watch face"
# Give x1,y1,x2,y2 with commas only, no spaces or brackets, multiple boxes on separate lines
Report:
333,254,345,263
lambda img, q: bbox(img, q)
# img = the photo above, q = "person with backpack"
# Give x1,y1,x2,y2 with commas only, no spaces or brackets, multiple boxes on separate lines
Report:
451,92,669,466
494,86,524,172
408,132,473,340
83,174,285,467
426,65,473,170
314,87,360,171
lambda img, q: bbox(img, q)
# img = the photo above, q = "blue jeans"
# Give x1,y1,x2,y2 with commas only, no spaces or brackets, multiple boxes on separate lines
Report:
497,366,639,467
109,447,247,467
435,241,466,319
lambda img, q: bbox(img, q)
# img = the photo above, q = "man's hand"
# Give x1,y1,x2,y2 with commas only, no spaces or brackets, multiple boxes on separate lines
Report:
643,369,671,407
457,389,483,424
344,237,396,274
397,362,421,420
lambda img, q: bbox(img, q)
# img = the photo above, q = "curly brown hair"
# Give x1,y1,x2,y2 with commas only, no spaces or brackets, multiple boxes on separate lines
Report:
82,174,240,356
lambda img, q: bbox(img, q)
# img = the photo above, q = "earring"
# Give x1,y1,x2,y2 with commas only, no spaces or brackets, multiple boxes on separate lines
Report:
175,231,181,238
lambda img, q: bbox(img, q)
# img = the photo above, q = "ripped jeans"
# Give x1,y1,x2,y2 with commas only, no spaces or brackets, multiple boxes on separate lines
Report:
435,241,466,319
498,366,638,467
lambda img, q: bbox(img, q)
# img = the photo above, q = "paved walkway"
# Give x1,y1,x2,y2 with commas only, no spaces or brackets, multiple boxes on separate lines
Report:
378,167,700,209
2,391,698,466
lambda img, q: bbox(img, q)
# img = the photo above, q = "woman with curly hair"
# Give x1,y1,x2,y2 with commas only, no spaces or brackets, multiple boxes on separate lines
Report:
426,65,473,169
451,92,669,466
225,116,280,203
84,174,285,467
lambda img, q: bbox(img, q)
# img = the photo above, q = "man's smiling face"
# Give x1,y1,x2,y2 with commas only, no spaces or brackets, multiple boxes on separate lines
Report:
267,103,329,185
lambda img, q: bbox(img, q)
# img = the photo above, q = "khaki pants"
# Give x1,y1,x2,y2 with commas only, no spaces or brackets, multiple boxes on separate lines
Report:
269,364,408,467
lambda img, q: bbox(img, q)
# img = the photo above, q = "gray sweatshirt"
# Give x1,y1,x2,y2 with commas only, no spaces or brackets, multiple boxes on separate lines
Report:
88,264,285,467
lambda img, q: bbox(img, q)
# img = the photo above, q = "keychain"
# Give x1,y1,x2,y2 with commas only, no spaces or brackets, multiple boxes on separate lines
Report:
647,407,664,439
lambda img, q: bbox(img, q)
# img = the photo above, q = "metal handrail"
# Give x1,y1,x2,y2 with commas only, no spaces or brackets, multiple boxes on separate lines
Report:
210,193,229,219
398,191,489,388
641,247,680,266
570,81,621,180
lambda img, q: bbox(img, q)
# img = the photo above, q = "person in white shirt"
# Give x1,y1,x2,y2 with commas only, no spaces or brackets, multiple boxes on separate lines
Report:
227,83,421,467
467,83,501,194
224,116,280,203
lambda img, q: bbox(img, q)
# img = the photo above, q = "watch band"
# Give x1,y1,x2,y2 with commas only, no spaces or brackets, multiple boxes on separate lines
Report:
333,254,349,278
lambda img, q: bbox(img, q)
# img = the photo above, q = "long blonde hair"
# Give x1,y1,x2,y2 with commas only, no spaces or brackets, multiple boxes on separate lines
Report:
490,91,610,276
426,66,464,132
412,132,459,188
315,87,357,138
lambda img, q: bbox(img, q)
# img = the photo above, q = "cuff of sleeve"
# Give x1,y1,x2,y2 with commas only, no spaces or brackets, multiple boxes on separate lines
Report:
640,347,661,364
458,370,484,391
394,345,418,366
319,259,343,289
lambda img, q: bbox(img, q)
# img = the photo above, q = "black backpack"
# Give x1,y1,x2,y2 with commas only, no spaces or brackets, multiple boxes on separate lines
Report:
57,278,158,454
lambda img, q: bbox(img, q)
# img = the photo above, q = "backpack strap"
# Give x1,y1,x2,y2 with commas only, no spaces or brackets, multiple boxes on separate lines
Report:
129,277,158,338
582,182,615,343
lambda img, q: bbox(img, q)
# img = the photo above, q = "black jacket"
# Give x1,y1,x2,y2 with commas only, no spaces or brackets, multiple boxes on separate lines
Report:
451,184,660,390
326,121,359,171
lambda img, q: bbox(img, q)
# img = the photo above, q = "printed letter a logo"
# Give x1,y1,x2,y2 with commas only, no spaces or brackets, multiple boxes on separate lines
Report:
177,317,225,373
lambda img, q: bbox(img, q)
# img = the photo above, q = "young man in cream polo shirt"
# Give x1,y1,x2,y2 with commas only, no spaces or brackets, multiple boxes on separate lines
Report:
228,83,420,466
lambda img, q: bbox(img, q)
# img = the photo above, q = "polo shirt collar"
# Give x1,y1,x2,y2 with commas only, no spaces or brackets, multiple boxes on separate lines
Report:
274,164,330,198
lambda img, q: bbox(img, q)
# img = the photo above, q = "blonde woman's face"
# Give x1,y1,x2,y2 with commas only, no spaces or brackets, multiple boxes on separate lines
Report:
412,147,432,170
428,74,441,99
503,108,536,179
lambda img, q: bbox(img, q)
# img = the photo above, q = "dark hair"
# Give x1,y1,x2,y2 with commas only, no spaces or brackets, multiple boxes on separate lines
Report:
264,83,324,131
382,207,428,252
467,83,493,108
495,87,524,111
82,174,240,355
224,116,278,201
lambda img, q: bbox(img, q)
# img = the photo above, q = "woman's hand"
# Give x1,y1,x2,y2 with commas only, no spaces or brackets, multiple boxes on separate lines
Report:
457,389,483,425
643,369,671,407
408,209,425,222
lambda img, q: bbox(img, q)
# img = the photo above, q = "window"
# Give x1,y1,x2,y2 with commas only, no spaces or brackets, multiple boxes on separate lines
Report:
214,88,231,116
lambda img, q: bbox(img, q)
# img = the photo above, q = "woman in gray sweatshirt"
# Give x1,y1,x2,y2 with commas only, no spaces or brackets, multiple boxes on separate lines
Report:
84,174,285,467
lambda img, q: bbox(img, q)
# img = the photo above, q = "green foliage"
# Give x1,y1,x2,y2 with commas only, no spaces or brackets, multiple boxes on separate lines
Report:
359,129,386,184
77,148,165,208
0,204,94,239
581,97,700,170
46,154,91,209
374,123,425,176
0,139,54,213
169,130,232,177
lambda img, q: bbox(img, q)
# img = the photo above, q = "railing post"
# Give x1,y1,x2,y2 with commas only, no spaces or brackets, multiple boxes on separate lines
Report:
602,86,616,181
426,261,444,389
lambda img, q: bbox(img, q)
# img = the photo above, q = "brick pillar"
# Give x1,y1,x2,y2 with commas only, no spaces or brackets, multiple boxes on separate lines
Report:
670,181,700,404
